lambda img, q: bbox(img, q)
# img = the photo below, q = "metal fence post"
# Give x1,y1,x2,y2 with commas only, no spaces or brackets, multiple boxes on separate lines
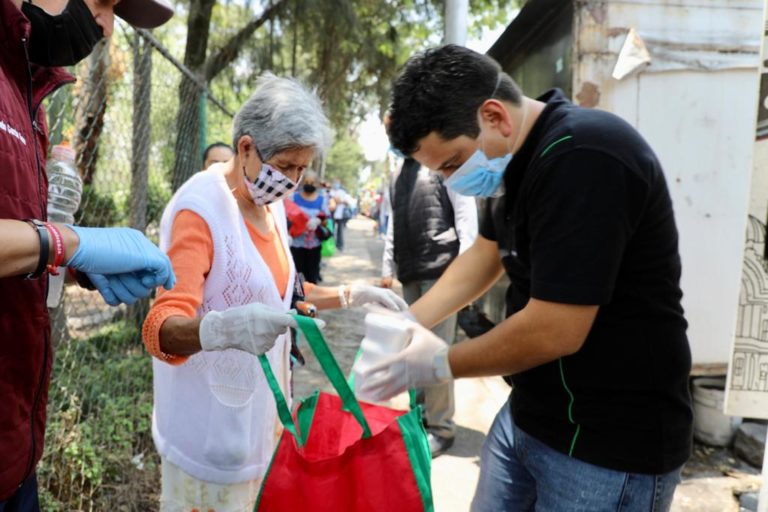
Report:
199,90,208,165
127,32,153,328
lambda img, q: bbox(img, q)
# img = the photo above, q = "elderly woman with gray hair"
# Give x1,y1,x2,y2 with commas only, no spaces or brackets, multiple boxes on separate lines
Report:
142,74,407,511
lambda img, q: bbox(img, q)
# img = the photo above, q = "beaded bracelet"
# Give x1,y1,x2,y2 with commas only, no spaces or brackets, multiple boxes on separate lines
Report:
44,222,65,276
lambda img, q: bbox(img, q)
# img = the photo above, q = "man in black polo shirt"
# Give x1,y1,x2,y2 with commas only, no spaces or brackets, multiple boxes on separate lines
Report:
359,45,692,511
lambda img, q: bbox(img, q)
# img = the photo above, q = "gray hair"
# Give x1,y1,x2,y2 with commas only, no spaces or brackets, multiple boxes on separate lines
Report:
232,73,332,161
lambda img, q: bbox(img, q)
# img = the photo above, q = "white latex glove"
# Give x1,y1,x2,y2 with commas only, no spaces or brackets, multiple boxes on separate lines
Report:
364,304,417,322
306,217,321,231
199,303,325,356
349,283,408,311
357,320,452,402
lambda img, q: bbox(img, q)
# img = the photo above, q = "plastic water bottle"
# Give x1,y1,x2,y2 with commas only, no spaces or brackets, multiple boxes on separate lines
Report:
46,145,82,308
351,312,412,402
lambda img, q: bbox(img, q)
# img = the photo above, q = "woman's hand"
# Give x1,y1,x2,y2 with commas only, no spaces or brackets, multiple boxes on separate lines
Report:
348,283,408,311
200,303,298,356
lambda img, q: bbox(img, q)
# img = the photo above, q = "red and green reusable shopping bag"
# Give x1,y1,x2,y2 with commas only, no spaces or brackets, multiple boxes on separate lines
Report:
255,315,434,511
320,219,336,258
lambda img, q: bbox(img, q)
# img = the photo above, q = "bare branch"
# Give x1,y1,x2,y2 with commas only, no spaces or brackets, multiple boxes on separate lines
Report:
203,0,289,81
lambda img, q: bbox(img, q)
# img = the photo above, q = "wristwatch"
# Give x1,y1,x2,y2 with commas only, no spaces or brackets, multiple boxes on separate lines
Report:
23,219,49,280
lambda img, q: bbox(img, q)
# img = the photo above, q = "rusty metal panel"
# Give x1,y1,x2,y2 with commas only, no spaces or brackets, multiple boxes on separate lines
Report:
573,0,761,110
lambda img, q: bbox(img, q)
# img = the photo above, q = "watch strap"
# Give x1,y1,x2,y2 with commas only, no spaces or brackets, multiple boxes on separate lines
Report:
23,219,49,280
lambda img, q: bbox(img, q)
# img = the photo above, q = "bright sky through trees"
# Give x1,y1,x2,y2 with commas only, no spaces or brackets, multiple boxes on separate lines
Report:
357,21,510,163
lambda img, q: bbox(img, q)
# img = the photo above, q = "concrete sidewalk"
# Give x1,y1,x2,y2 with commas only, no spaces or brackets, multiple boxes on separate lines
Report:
291,215,509,511
291,215,761,512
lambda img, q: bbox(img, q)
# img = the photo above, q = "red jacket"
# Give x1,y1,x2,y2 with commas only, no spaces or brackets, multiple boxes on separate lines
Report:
0,0,73,499
284,198,309,237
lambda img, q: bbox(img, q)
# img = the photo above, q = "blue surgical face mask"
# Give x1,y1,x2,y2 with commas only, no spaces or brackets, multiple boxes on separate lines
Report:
443,148,512,198
443,103,528,198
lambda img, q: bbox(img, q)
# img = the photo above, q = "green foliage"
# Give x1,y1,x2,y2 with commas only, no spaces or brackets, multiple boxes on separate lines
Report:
467,0,517,40
146,174,172,226
325,134,367,192
39,321,158,511
159,0,516,189
76,184,122,227
199,0,518,172
45,87,75,148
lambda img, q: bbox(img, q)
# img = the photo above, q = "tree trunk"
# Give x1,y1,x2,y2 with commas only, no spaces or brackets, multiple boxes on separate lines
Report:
74,39,110,185
203,0,287,81
291,0,299,76
129,36,152,232
170,0,215,191
267,0,274,69
171,0,288,190
127,35,154,328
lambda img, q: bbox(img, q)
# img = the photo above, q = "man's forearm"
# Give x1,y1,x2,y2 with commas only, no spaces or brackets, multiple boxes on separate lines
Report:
0,220,79,278
448,299,599,378
410,235,504,328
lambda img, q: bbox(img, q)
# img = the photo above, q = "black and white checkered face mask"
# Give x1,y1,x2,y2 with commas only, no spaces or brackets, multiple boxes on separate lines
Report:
244,163,300,205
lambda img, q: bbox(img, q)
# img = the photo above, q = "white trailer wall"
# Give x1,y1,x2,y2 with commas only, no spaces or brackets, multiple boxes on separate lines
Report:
573,0,762,364
725,2,768,419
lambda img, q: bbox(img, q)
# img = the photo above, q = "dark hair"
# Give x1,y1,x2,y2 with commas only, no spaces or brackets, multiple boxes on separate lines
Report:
387,45,522,156
202,142,234,164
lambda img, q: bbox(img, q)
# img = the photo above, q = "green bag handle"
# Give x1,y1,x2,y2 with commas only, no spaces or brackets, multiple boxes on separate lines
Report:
258,314,372,447
257,355,301,440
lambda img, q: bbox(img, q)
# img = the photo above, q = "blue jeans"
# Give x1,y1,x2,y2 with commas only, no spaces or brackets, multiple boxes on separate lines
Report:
471,402,681,512
0,473,40,512
334,218,347,250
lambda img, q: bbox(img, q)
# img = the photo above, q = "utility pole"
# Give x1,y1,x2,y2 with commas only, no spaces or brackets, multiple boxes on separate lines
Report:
444,0,468,46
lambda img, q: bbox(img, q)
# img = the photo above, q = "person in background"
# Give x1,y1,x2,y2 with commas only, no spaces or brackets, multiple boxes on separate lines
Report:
142,74,408,512
202,142,234,170
329,179,353,251
360,45,692,512
377,184,391,238
289,170,329,283
381,157,477,457
370,191,381,234
0,0,175,508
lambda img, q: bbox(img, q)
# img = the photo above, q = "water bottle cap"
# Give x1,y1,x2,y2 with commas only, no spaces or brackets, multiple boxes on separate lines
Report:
51,145,76,164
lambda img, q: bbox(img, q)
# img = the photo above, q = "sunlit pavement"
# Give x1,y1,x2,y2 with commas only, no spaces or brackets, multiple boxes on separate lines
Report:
292,215,760,511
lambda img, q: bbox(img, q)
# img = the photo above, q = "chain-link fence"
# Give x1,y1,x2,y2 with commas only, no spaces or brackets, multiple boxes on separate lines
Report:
38,25,234,511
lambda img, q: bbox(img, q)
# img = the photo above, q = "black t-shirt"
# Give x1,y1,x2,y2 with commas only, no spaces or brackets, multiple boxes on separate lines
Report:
481,89,693,474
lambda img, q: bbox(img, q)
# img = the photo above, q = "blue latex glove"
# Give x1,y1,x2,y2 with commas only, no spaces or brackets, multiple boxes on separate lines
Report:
66,226,175,293
88,272,158,306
